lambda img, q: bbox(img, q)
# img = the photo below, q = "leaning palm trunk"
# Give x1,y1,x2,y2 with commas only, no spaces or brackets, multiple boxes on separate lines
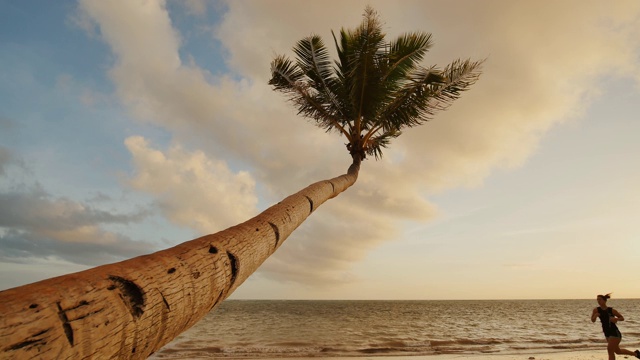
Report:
0,5,482,358
0,166,358,359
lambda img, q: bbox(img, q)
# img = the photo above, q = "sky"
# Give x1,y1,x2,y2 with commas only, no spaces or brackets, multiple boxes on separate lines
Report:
1,0,639,300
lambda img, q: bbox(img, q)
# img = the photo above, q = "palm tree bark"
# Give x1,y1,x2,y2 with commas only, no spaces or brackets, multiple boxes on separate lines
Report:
0,164,359,359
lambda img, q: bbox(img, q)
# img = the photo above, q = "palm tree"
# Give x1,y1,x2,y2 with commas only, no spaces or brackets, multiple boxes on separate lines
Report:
270,6,482,175
0,7,481,359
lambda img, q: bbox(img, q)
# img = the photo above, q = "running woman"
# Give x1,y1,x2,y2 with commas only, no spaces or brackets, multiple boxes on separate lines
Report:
591,293,640,360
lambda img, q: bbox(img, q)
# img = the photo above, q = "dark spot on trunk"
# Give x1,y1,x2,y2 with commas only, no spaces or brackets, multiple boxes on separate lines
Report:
167,268,176,274
108,275,145,319
305,195,314,213
268,222,280,248
192,271,201,279
5,339,45,351
226,251,238,288
56,302,74,347
32,329,49,337
29,304,38,309
107,285,116,290
4,328,51,351
160,291,170,310
209,245,218,254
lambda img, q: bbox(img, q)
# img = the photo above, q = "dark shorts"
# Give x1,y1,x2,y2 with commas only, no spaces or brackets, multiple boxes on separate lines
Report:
604,327,622,339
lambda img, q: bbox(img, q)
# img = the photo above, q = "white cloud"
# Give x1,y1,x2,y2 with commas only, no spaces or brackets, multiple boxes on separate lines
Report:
125,136,258,234
0,185,153,266
79,0,640,287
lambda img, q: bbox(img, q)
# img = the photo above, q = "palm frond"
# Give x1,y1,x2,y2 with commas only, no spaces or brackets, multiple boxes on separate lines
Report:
331,29,357,125
427,59,484,112
293,36,333,88
293,35,349,126
376,65,443,130
269,55,351,138
269,55,305,91
364,129,401,160
382,32,433,83
348,6,387,127
378,59,483,132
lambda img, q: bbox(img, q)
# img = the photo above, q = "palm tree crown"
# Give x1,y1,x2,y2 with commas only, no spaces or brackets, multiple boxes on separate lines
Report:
269,6,483,167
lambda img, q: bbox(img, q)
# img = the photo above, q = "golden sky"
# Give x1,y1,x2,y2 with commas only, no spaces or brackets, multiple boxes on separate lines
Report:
1,0,639,299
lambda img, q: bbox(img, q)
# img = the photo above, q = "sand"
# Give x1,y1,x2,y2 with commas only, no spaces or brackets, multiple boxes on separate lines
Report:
258,349,629,359
414,349,606,359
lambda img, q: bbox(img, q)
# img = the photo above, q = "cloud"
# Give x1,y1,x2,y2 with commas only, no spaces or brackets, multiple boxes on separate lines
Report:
0,228,150,266
258,200,402,285
78,0,640,286
125,136,258,234
0,185,153,265
216,0,640,190
0,188,148,233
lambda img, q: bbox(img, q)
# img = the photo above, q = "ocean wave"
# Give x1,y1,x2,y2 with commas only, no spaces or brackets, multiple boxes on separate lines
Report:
529,338,586,344
430,338,505,346
150,299,640,359
220,346,325,354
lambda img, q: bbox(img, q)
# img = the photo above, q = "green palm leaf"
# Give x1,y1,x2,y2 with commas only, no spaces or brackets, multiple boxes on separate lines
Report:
269,55,350,137
365,129,401,160
293,35,349,128
378,59,483,132
269,7,483,164
429,59,484,111
382,32,433,84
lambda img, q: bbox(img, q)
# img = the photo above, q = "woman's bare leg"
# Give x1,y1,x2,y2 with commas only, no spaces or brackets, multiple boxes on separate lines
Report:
607,337,617,360
609,337,636,356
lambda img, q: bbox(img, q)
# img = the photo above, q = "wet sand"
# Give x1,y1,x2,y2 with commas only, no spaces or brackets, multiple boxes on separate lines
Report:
414,349,605,359
258,349,611,359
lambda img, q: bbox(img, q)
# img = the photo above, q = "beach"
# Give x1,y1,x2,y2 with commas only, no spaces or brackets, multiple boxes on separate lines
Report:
175,350,612,359
151,300,640,359
432,350,607,359
258,350,611,359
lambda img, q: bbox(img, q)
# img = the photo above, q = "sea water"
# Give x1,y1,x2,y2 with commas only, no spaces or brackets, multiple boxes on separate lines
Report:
150,299,640,358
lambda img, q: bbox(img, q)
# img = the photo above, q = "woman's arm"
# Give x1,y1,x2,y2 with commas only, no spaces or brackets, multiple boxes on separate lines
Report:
611,309,624,323
591,307,599,322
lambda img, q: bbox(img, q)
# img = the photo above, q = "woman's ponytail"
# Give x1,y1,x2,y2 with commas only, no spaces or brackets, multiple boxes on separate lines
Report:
597,293,612,301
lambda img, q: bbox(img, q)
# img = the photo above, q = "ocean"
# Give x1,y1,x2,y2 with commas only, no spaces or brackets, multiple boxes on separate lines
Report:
150,299,640,358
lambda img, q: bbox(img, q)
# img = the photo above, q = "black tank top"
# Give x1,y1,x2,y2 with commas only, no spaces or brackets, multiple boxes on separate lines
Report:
597,307,619,333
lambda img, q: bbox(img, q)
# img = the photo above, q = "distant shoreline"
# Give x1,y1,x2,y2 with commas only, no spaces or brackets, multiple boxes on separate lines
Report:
155,349,609,360
253,349,605,359
227,298,640,301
